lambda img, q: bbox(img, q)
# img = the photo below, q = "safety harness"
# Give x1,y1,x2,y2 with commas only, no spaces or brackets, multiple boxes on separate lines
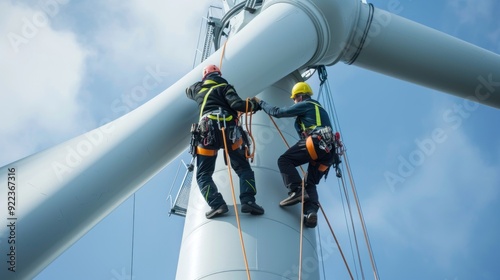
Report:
298,100,323,136
297,101,337,173
190,81,252,161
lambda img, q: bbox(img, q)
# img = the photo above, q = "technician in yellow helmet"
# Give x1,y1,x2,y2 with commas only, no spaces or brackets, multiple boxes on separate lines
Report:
255,82,336,228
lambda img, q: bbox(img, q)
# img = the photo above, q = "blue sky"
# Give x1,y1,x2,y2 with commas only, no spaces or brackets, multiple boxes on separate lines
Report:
1,0,499,279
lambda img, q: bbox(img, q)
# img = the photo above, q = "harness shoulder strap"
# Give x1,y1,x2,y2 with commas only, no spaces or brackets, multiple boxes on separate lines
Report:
299,101,323,132
198,81,228,120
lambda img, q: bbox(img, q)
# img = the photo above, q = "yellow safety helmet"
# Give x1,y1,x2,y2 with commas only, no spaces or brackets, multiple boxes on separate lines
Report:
290,82,313,99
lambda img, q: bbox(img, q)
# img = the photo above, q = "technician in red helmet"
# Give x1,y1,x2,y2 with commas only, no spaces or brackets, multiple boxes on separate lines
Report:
186,64,264,219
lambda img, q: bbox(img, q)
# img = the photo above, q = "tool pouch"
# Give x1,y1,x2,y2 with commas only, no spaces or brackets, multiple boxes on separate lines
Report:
189,123,199,156
313,126,334,153
198,116,216,146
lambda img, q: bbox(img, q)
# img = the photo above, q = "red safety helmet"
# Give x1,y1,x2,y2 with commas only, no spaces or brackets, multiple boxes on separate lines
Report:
202,64,221,79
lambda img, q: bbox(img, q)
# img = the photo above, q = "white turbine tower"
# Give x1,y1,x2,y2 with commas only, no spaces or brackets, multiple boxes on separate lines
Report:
1,0,499,279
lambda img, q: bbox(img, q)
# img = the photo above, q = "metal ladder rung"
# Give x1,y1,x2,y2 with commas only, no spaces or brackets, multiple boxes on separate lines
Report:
168,159,195,217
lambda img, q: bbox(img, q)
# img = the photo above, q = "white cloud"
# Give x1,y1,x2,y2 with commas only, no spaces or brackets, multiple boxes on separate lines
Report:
0,2,88,166
86,0,216,85
362,125,499,270
445,0,494,24
53,0,221,125
444,0,500,52
0,0,221,167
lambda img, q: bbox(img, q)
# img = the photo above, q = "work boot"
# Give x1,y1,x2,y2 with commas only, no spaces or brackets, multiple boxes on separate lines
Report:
241,201,265,215
279,189,309,207
304,211,318,228
205,204,229,219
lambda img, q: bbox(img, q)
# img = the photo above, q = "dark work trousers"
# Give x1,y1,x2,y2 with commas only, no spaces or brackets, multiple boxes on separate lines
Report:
277,137,334,214
196,124,257,209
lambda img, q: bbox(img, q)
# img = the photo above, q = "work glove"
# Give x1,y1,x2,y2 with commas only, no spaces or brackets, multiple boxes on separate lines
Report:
251,99,261,112
248,97,261,112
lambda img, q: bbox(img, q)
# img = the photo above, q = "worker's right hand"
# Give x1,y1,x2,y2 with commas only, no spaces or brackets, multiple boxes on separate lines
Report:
251,99,262,112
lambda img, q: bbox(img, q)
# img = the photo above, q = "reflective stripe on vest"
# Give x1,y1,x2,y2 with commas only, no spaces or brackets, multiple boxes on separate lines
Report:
299,101,322,133
207,114,233,121
198,82,228,120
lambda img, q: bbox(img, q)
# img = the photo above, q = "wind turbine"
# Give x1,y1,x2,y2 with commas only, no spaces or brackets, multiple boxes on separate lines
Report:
1,0,499,279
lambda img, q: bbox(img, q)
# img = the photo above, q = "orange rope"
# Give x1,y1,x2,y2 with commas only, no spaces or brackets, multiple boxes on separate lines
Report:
219,39,255,163
221,127,252,280
318,203,355,280
337,168,366,280
268,114,308,279
218,39,228,71
298,177,306,280
267,115,290,149
268,114,360,280
267,115,305,177
240,98,257,162
343,152,380,280
216,39,252,280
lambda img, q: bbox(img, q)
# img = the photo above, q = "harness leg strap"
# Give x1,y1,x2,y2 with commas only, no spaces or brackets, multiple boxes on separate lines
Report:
306,136,318,160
